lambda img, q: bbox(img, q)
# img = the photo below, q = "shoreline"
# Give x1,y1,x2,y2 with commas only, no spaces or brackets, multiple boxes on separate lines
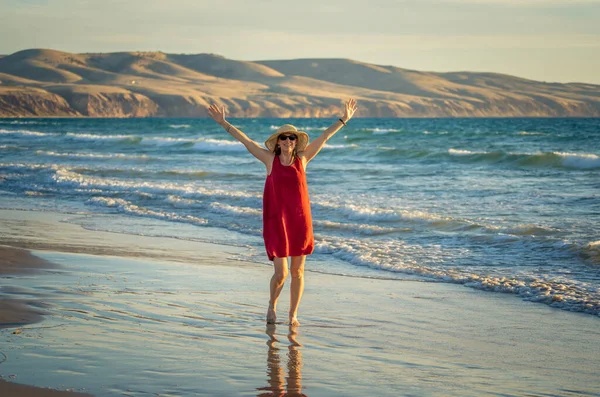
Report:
1,208,599,396
0,209,249,266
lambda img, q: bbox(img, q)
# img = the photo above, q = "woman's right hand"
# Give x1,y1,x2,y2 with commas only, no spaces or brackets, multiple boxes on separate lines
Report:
207,104,226,125
342,98,358,122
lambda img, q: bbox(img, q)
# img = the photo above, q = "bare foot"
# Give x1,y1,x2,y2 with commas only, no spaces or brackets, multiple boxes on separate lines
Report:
266,304,276,324
289,314,300,327
288,327,302,346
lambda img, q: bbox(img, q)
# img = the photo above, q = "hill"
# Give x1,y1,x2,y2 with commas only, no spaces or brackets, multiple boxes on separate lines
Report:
0,48,598,117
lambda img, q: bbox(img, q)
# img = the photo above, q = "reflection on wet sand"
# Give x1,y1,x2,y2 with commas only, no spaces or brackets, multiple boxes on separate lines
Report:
257,325,307,397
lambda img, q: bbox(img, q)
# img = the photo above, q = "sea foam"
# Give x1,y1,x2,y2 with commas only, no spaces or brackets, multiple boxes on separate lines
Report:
36,150,149,160
192,139,245,152
448,148,600,169
554,152,600,169
314,234,600,315
88,197,208,226
66,132,140,143
0,128,56,137
368,128,401,134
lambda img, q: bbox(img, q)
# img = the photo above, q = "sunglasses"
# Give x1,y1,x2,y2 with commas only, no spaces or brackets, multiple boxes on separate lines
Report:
279,135,297,141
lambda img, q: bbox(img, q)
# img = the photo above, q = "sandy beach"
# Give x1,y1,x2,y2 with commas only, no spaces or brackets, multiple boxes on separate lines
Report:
0,245,93,396
0,246,53,327
1,209,599,396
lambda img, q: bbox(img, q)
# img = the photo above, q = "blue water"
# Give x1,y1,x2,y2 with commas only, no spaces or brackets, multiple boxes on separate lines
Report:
1,117,599,316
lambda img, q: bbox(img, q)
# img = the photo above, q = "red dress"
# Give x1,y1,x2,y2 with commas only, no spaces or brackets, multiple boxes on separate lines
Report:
263,156,314,261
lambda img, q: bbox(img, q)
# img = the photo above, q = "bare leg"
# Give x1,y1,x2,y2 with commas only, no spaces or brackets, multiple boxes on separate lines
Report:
268,257,288,324
289,255,305,327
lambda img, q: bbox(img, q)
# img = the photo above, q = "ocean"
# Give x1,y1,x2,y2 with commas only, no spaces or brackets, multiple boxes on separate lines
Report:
1,117,599,316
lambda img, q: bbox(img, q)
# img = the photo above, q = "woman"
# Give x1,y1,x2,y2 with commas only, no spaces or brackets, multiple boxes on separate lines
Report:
207,99,358,327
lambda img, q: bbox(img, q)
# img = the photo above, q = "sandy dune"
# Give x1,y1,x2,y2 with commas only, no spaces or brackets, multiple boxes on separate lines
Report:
0,48,598,117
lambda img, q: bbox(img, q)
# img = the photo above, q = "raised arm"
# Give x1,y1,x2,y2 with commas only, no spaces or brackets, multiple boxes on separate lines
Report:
207,104,273,166
300,99,358,164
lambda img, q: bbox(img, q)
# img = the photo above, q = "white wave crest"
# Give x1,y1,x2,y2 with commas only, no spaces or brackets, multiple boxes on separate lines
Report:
269,125,322,131
323,143,359,149
518,131,545,135
554,152,600,169
504,224,561,236
25,191,45,196
315,235,600,315
66,132,137,141
0,162,58,171
314,200,560,237
169,124,191,129
166,195,202,208
447,149,600,170
210,202,261,216
317,202,447,224
588,240,600,248
141,137,192,146
88,197,208,225
192,139,245,152
314,220,408,235
5,120,45,125
36,150,149,160
0,128,55,137
423,131,448,135
368,128,400,134
570,240,600,264
51,168,260,201
448,148,488,156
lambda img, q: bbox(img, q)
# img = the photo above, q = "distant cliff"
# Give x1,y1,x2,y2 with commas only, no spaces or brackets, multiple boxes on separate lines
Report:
1,49,599,118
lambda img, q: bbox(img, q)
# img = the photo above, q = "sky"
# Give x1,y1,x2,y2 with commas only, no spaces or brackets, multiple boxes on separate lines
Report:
2,0,599,84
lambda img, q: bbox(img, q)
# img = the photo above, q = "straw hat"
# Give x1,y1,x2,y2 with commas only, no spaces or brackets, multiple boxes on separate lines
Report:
264,124,309,152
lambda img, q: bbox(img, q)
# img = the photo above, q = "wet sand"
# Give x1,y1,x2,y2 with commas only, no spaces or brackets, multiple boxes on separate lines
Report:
0,245,92,395
0,245,55,275
0,379,91,397
0,246,53,328
1,209,599,396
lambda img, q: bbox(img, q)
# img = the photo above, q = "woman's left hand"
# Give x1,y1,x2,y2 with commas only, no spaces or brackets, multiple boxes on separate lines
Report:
207,104,227,125
342,98,358,122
